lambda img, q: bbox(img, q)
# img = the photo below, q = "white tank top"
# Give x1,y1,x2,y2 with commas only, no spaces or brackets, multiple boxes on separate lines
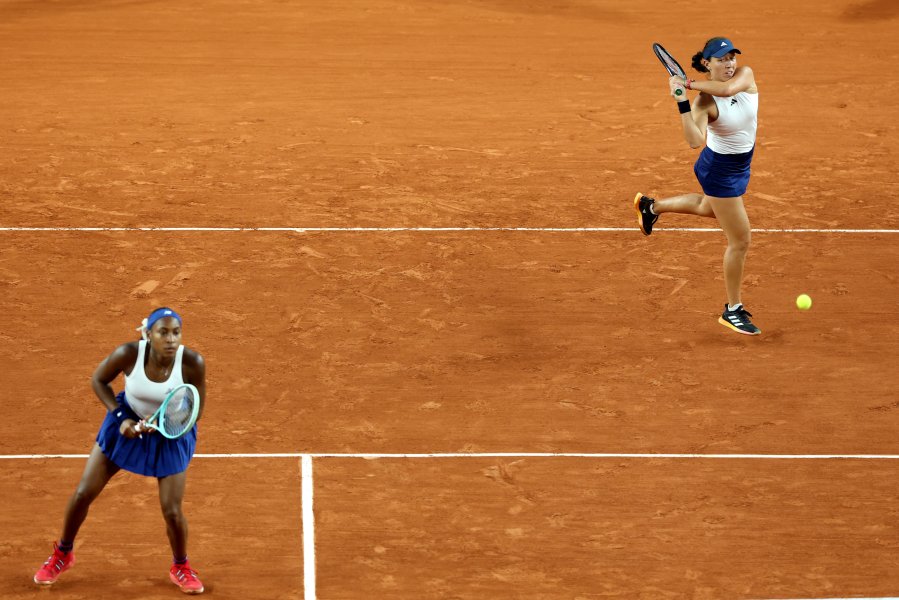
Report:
706,91,758,154
124,340,185,420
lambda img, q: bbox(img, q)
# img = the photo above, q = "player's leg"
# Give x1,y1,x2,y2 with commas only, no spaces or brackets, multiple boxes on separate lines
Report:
35,444,120,584
634,191,714,236
653,192,716,218
158,471,189,558
159,471,204,594
707,194,760,335
707,194,750,306
60,444,120,540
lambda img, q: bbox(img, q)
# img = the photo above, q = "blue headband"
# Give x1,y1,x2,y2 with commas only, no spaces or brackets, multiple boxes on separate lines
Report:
146,308,182,332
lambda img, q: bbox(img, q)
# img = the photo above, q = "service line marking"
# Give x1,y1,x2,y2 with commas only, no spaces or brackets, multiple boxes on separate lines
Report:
5,453,899,460
0,227,898,234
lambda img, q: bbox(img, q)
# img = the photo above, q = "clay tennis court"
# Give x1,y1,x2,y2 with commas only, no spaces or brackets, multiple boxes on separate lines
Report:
1,0,898,598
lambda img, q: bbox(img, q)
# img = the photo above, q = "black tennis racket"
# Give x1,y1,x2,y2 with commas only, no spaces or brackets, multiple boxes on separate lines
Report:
652,43,687,97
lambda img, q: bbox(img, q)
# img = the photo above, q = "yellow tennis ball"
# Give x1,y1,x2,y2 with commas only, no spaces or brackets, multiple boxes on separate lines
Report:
796,294,812,310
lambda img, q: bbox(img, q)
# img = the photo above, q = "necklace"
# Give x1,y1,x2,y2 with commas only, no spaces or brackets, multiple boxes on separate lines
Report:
150,351,173,381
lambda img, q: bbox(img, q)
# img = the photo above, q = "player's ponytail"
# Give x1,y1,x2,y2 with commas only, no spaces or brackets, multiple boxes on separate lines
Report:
691,51,709,73
136,318,149,340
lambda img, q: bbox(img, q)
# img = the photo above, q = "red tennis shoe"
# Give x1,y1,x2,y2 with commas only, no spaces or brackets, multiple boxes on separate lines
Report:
170,561,204,594
34,542,75,585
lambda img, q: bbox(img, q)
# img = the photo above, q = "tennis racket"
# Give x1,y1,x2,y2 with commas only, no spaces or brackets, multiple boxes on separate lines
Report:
652,42,687,97
138,383,200,440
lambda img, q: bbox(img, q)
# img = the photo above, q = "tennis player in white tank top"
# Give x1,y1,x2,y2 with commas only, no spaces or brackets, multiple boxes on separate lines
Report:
125,340,186,420
34,307,207,594
633,37,762,336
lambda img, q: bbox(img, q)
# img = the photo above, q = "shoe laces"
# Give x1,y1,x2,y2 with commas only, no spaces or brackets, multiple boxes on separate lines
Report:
173,563,199,581
43,549,68,572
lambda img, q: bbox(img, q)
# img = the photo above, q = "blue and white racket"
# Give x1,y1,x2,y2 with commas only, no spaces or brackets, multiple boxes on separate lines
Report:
138,383,200,440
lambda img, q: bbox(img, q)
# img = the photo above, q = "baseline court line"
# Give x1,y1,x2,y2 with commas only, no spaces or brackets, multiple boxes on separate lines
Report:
0,226,897,233
301,455,316,600
6,453,899,460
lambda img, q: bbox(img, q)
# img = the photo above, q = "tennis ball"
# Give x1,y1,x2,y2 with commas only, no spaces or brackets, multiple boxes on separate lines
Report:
796,294,812,310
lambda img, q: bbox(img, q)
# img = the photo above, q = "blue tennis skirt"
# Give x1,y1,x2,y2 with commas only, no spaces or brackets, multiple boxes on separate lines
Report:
693,145,754,198
96,391,197,478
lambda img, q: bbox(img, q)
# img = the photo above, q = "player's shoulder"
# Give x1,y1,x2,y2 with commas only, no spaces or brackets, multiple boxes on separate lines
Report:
182,347,205,368
181,347,206,385
104,341,139,369
113,341,141,357
734,65,757,93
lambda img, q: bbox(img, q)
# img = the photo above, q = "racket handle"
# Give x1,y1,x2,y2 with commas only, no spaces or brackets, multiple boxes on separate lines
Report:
675,88,683,96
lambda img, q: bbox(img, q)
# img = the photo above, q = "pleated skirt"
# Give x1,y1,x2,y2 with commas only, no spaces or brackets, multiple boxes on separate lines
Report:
96,391,197,478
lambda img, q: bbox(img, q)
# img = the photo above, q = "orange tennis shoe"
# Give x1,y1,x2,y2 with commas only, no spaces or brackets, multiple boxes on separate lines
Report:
34,542,76,585
170,561,205,594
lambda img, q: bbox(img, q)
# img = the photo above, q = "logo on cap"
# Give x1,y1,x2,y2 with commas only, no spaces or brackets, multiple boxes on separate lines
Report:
721,42,727,46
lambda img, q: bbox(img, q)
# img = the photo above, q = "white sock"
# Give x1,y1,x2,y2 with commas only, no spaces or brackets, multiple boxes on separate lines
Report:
728,303,743,312
649,203,658,216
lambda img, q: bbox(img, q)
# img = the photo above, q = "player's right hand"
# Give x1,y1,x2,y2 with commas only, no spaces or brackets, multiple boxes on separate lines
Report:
120,419,142,438
669,76,687,98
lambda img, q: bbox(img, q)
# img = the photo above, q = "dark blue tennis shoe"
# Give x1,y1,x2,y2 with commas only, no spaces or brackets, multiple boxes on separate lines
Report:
719,304,761,336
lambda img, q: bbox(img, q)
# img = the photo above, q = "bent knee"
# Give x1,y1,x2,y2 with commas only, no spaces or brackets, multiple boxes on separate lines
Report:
72,486,101,506
161,505,185,523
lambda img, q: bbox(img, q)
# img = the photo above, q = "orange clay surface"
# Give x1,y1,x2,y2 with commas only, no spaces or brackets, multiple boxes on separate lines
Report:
1,0,898,598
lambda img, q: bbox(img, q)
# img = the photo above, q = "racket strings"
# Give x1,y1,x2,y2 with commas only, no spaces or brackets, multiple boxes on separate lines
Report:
162,389,196,437
653,44,686,79
661,55,685,78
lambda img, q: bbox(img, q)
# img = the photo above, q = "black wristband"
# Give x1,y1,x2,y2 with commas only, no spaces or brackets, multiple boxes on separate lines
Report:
677,100,691,114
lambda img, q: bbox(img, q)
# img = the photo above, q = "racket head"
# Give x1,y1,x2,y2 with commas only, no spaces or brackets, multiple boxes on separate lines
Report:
156,383,200,440
652,42,687,79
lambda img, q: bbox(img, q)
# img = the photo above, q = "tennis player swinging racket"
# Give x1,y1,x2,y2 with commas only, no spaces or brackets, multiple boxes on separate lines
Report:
636,38,762,336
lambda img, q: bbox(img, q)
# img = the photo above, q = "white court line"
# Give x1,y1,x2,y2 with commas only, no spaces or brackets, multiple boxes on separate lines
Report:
301,455,316,600
6,453,899,460
0,226,897,233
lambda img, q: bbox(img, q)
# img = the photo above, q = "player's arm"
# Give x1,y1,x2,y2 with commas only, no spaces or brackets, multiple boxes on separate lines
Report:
671,77,710,149
682,94,712,149
689,66,756,97
91,343,136,411
182,350,206,421
92,342,143,437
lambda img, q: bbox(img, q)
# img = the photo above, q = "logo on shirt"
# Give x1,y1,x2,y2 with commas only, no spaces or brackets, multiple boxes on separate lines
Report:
730,98,738,105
